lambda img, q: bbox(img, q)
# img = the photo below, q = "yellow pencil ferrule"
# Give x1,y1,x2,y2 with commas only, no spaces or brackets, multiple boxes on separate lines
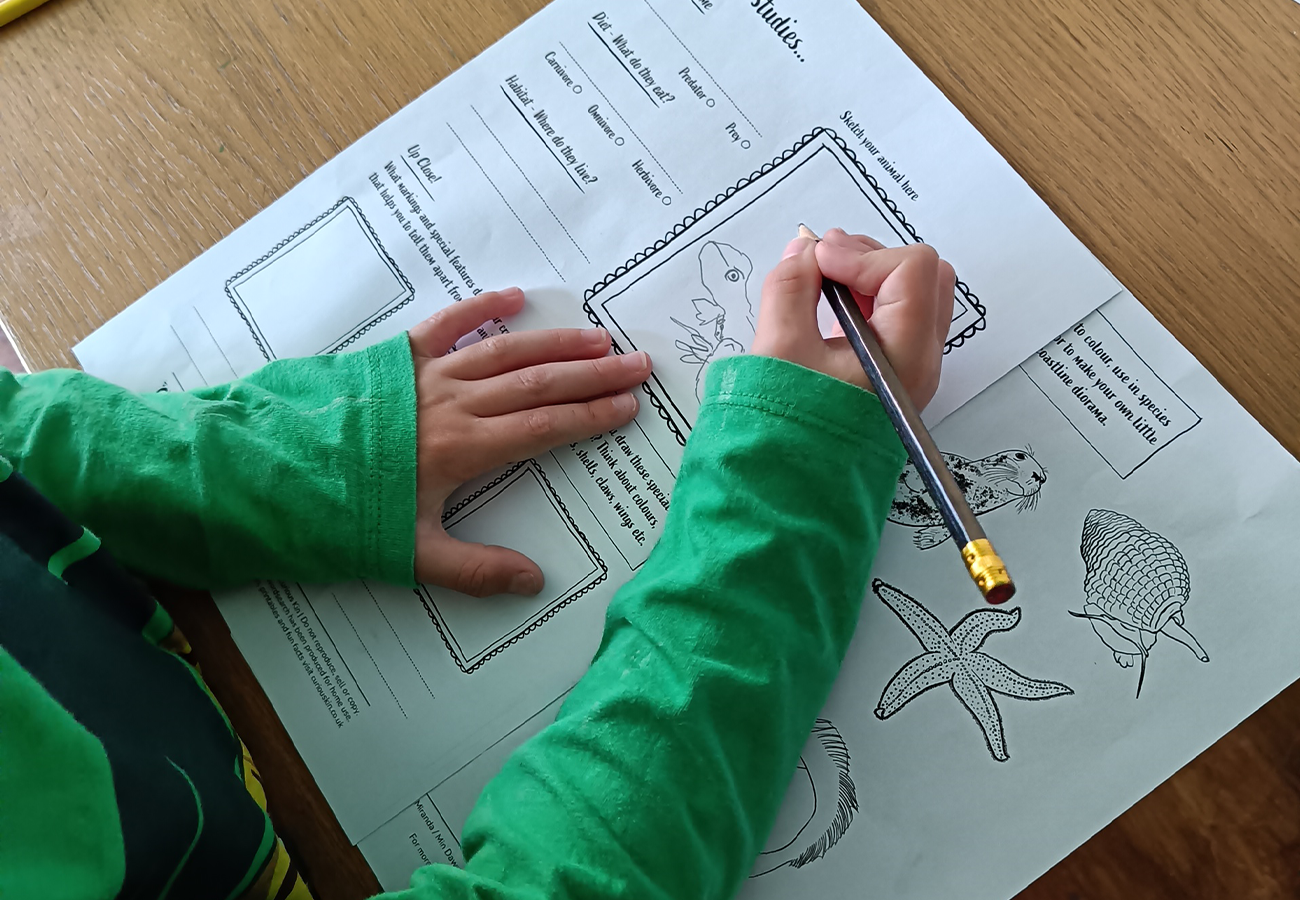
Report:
961,539,1015,604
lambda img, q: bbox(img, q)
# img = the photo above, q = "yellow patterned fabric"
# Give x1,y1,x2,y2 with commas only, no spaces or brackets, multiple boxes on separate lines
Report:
205,667,315,900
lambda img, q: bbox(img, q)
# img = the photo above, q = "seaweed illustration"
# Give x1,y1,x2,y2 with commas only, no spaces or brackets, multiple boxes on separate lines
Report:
672,241,754,400
751,718,856,877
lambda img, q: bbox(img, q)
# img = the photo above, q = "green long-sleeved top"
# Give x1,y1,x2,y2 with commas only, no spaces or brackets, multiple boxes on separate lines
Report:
0,333,903,900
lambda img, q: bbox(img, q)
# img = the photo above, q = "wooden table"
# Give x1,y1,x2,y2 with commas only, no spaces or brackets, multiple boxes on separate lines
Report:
4,0,1300,896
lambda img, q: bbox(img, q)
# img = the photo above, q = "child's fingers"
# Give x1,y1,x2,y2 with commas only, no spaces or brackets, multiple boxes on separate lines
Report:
820,241,938,333
751,237,823,360
813,242,939,304
816,241,948,407
472,352,652,416
416,528,545,597
478,393,640,470
872,252,946,406
821,228,886,252
408,288,527,358
445,327,613,380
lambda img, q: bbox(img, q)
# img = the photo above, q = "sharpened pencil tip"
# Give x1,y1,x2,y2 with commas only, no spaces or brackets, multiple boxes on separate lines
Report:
798,223,819,242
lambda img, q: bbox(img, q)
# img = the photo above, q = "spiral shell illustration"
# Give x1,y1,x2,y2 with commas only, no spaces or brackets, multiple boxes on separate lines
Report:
1070,509,1209,697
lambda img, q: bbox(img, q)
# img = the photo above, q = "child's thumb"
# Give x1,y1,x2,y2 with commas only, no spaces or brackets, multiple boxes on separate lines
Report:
751,237,822,358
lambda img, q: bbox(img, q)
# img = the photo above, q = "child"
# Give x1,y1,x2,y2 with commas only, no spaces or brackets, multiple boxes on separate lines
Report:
0,229,953,900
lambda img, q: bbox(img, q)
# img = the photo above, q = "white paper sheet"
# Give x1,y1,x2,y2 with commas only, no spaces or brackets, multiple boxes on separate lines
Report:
358,289,1300,900
359,695,566,883
74,0,1123,841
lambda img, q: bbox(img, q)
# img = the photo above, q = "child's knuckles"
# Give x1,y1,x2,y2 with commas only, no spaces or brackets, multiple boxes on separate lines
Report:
575,398,620,432
551,328,581,355
816,242,872,284
761,262,810,304
907,243,940,266
903,244,941,283
455,555,500,598
523,407,560,438
515,365,552,396
827,230,884,252
430,301,472,330
476,334,513,362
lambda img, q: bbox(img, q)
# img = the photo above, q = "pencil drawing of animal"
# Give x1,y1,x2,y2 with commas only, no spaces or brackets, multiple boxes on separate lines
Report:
1069,509,1209,698
889,448,1047,549
750,719,856,877
672,241,755,400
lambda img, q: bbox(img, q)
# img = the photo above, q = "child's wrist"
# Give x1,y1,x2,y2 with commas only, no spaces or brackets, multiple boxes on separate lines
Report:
702,355,905,462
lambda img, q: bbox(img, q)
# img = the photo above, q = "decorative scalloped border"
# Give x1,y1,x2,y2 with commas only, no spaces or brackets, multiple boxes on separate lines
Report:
582,127,987,445
949,278,987,351
225,196,416,361
440,462,528,523
419,460,608,675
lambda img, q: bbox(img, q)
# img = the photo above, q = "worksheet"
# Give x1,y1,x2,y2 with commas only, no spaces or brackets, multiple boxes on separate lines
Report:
74,0,1123,840
357,289,1300,900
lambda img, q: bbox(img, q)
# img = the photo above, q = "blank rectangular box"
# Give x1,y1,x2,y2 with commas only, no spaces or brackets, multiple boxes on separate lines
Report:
417,462,607,674
226,197,414,360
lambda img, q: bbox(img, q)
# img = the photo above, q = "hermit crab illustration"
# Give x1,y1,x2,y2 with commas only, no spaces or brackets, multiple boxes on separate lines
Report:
1069,509,1209,698
672,241,755,400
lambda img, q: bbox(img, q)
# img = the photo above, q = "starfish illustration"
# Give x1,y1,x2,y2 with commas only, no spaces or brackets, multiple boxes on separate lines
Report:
872,579,1073,762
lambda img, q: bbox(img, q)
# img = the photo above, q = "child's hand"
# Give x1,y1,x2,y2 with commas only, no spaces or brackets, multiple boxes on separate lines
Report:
408,288,651,597
750,228,955,410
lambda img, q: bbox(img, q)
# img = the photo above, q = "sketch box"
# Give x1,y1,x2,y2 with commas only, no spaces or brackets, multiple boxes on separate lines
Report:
226,197,415,360
417,461,607,674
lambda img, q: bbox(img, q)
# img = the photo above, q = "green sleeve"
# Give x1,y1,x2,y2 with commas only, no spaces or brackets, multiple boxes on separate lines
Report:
0,646,125,900
386,354,905,900
0,334,417,590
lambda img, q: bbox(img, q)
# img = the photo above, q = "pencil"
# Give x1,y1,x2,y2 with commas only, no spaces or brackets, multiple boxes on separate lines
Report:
0,0,51,27
798,225,1015,604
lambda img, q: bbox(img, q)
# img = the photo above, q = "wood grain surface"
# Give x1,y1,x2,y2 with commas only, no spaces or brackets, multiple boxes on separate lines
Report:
4,0,1300,897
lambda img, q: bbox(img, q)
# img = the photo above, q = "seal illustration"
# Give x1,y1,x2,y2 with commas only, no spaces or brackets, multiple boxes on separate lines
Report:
889,448,1047,549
